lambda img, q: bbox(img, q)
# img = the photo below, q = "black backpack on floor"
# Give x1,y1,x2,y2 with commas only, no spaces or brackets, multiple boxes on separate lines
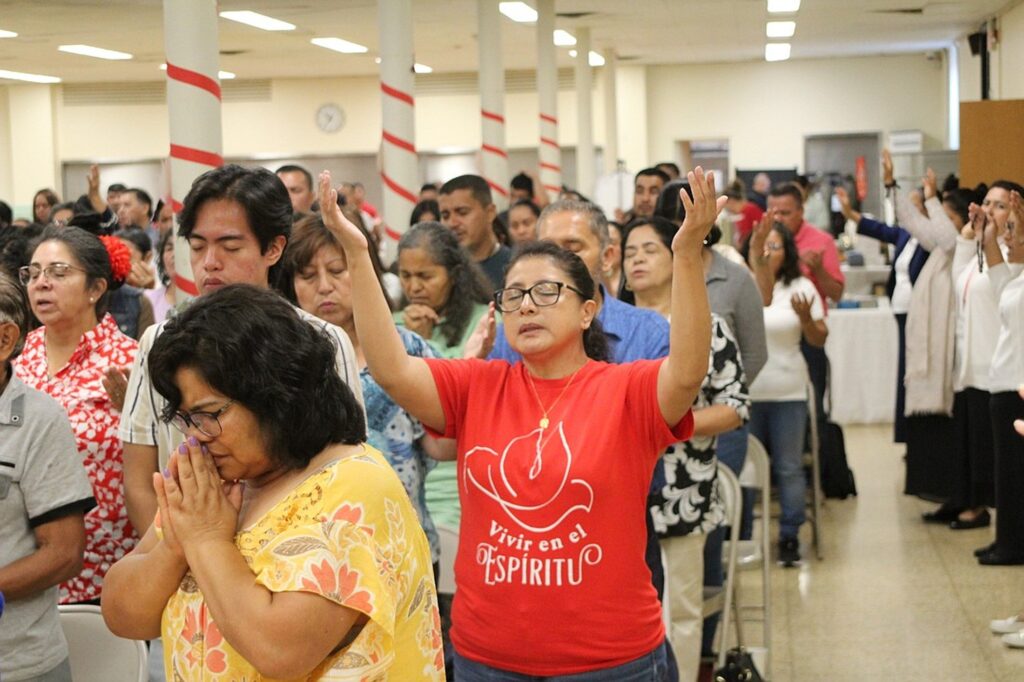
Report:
819,420,857,499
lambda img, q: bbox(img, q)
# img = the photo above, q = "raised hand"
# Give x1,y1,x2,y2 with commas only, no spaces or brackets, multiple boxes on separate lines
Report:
800,250,824,274
963,203,985,240
834,187,858,222
102,366,130,412
749,208,775,265
882,148,894,186
672,167,727,254
922,168,938,200
87,164,101,197
463,302,497,359
318,171,369,252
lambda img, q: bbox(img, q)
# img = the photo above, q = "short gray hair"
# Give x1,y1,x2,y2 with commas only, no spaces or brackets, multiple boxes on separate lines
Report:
537,199,610,250
0,273,28,360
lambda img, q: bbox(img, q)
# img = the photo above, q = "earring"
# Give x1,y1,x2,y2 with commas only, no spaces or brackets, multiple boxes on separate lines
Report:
623,281,632,292
89,297,95,303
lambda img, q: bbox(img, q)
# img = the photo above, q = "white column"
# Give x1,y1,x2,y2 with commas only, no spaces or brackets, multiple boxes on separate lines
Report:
478,0,509,210
4,85,59,218
163,0,223,302
378,0,418,265
535,0,561,201
574,27,594,198
602,49,619,174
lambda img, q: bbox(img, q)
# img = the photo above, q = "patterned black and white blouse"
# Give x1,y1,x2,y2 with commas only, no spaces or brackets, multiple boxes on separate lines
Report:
649,314,750,538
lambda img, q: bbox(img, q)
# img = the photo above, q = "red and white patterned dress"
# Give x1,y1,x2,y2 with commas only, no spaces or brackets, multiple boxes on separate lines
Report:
14,313,139,603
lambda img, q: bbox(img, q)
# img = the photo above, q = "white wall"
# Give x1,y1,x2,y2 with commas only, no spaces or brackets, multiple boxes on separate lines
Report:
958,1,1024,101
646,53,947,175
4,85,59,218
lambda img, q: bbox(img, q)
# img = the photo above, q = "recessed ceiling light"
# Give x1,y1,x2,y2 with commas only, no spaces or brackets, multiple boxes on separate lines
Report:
374,57,382,64
588,51,605,67
311,37,369,54
766,21,796,38
568,49,578,57
414,63,433,74
219,10,295,31
767,0,800,13
765,43,791,61
0,68,60,84
499,2,538,23
58,44,132,60
553,30,576,46
0,29,18,38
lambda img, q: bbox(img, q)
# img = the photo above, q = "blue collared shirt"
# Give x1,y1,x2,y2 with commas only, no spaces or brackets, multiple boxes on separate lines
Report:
488,286,670,363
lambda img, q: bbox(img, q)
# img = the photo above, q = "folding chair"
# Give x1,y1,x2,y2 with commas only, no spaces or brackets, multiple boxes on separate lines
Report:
805,380,824,560
702,463,743,669
58,604,147,682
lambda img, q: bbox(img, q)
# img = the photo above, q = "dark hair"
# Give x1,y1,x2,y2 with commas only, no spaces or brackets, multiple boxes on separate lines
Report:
617,216,677,305
769,183,804,207
0,201,11,228
635,167,671,185
148,284,365,470
724,178,746,201
155,228,174,286
31,226,121,317
279,213,393,310
439,174,493,208
275,164,313,191
67,210,107,236
505,241,609,362
50,202,75,222
655,162,681,179
990,180,1024,198
539,199,610,249
509,199,541,218
0,272,29,360
410,199,440,226
177,164,292,287
420,182,438,194
115,226,153,259
741,223,801,285
397,221,491,348
33,189,59,222
0,223,43,279
654,180,721,246
511,173,534,194
125,188,154,212
942,185,985,226
107,183,128,194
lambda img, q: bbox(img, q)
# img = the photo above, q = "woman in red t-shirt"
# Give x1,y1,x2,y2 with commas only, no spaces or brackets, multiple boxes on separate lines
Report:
317,168,725,679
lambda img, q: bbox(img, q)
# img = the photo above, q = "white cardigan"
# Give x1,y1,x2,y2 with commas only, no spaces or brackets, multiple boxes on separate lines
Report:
904,246,955,416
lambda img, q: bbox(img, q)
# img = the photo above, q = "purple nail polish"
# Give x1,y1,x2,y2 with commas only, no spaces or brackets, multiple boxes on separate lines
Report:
178,443,188,455
201,445,209,454
187,436,199,447
162,468,171,478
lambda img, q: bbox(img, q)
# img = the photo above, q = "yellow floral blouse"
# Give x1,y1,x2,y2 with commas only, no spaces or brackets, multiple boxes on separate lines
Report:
159,446,444,681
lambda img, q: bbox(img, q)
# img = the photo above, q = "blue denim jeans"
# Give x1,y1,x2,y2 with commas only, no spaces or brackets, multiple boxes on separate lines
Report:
749,401,808,539
453,641,670,681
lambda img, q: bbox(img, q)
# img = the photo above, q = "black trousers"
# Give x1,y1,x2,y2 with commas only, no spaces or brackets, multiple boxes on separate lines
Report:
992,391,1024,554
951,388,996,510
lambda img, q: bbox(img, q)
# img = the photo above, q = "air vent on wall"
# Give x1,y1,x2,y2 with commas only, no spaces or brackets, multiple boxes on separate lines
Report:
870,7,925,14
62,79,271,106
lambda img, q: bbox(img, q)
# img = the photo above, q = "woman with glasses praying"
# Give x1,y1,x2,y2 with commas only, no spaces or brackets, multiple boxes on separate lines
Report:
12,226,139,604
101,285,443,681
317,167,720,679
742,213,829,567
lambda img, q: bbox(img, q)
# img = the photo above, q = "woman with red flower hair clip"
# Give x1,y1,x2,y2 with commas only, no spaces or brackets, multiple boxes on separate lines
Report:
13,226,139,604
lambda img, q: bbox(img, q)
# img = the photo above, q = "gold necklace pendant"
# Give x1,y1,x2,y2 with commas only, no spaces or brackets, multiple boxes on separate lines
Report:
540,416,549,429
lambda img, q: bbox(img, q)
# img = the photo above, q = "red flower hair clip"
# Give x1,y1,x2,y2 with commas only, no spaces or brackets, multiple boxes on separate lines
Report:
98,235,133,284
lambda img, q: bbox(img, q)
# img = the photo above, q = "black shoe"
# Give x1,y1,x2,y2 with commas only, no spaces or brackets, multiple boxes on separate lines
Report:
777,537,801,567
978,551,1024,566
950,510,991,530
922,505,963,524
975,542,997,557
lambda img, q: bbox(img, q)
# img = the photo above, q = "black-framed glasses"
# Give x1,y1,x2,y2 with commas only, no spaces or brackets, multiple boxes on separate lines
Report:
169,400,236,438
18,262,88,286
494,280,586,313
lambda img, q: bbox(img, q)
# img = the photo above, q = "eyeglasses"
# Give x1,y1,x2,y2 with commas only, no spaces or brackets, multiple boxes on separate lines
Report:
494,280,586,313
18,262,88,286
169,400,235,438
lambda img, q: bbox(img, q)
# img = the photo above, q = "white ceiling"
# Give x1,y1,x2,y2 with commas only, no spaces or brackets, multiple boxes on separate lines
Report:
0,0,1009,83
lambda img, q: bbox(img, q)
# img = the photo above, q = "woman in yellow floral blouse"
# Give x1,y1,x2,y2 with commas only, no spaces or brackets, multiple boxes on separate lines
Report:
101,285,443,681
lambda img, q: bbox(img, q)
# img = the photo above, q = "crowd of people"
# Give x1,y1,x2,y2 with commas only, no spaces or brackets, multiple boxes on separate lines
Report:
0,149,1022,682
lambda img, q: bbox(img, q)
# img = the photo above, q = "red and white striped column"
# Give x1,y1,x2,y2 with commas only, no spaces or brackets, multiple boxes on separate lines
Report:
162,0,223,303
378,0,418,265
575,27,595,198
536,0,561,201
478,0,509,210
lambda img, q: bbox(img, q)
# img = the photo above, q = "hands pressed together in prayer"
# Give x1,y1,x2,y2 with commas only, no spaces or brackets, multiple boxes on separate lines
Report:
152,437,243,561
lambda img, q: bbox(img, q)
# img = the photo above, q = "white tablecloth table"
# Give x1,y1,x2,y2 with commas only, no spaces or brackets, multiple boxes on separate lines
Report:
824,302,899,424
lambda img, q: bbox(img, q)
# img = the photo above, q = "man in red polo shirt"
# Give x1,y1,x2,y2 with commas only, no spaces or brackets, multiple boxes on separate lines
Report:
768,183,845,304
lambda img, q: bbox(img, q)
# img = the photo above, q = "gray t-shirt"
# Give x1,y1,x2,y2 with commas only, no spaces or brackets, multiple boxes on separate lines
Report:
0,372,94,682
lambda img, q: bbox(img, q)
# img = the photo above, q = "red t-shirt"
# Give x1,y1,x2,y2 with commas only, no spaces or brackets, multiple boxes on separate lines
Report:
735,201,764,244
794,220,845,304
425,358,694,676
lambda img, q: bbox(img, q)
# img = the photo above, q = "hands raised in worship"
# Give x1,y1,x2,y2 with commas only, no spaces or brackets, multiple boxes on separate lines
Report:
670,167,728,255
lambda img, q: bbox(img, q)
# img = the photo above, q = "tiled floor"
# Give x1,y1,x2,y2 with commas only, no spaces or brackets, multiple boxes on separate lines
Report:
730,424,1024,682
